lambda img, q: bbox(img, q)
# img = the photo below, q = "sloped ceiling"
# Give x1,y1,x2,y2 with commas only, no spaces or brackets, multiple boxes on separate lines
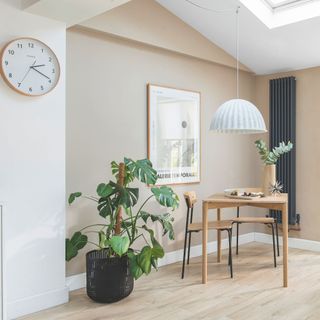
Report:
157,0,320,75
79,0,250,72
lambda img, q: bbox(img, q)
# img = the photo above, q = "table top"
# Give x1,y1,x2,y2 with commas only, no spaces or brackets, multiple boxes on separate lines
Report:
204,189,288,204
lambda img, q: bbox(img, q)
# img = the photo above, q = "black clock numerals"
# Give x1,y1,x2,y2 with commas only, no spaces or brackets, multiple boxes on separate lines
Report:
49,57,52,62
8,50,14,55
28,43,34,48
29,87,33,93
17,43,22,49
18,82,21,88
9,73,12,78
5,61,8,66
41,85,44,91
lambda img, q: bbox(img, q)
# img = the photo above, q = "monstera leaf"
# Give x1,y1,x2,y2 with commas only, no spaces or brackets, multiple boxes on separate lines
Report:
97,196,115,218
96,183,113,197
151,186,179,209
110,236,130,256
96,181,139,209
125,158,157,185
68,192,82,204
137,246,153,274
109,181,139,208
128,241,164,279
142,225,164,258
141,211,175,240
128,251,143,280
65,232,88,261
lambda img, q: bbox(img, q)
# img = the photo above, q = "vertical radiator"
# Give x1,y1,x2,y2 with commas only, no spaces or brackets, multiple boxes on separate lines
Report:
269,76,297,225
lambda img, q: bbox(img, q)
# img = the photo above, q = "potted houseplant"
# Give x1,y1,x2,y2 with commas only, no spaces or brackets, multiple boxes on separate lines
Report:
255,139,293,195
66,158,179,303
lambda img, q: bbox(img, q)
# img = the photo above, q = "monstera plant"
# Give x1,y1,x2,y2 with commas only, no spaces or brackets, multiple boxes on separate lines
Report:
66,158,179,303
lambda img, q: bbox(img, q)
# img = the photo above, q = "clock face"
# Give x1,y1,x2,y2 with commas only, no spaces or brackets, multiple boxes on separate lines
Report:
0,38,60,96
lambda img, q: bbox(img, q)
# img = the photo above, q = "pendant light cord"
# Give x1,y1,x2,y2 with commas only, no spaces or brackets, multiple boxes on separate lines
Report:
236,7,240,99
185,1,241,99
185,0,236,13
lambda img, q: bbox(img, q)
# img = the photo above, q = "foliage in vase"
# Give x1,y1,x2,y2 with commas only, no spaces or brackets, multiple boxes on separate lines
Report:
255,139,293,165
66,158,179,280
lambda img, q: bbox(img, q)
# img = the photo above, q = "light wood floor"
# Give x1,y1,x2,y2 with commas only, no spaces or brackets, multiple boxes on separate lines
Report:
21,243,320,320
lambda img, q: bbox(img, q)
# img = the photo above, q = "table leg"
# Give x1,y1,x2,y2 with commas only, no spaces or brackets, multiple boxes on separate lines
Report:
217,208,221,263
202,201,208,284
282,202,288,287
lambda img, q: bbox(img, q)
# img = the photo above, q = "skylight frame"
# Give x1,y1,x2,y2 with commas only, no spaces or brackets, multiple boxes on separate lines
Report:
264,0,315,10
240,0,320,28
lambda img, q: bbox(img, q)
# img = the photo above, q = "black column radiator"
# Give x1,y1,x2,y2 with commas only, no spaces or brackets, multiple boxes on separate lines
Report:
269,76,297,225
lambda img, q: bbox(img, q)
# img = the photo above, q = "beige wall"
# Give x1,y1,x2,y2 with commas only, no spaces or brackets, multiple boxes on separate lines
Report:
255,67,320,241
66,27,260,276
80,0,250,72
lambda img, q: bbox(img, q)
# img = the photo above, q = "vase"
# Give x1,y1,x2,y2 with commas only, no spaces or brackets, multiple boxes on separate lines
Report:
263,164,276,196
86,249,134,303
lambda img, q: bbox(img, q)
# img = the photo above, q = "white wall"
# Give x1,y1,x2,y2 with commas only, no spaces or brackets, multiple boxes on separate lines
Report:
0,1,67,318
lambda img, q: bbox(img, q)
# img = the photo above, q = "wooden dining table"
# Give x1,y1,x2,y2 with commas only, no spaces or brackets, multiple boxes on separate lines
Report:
202,190,289,287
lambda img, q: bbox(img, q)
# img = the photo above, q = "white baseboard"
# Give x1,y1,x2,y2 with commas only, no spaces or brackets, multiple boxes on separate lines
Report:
7,286,69,319
66,232,320,293
158,232,254,267
66,232,255,292
254,232,320,252
66,273,86,292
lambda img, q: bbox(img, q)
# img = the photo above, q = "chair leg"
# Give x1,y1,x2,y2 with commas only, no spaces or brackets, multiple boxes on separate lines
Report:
236,222,240,255
271,223,277,268
236,207,240,255
227,229,233,278
181,231,189,279
275,219,280,257
187,232,192,265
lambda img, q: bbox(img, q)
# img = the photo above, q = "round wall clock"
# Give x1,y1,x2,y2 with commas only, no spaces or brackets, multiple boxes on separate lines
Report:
0,37,60,96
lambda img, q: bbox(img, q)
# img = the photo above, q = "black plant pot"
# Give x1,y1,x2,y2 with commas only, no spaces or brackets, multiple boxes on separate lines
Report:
86,249,134,303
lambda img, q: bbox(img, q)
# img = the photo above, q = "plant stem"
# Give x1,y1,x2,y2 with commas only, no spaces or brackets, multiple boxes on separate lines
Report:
82,195,99,202
133,195,154,228
79,224,107,232
142,234,150,246
87,241,100,248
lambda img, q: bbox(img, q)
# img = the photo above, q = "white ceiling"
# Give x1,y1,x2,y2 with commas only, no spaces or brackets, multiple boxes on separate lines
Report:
156,0,320,75
23,0,131,27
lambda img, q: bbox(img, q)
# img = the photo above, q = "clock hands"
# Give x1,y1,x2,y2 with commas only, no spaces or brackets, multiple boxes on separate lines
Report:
30,66,51,80
32,64,46,68
20,60,36,84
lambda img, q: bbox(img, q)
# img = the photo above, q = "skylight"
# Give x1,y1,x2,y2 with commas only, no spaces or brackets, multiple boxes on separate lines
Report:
265,0,313,10
240,0,320,28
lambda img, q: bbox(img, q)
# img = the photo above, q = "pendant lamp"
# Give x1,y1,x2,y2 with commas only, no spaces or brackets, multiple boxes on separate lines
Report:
209,7,267,134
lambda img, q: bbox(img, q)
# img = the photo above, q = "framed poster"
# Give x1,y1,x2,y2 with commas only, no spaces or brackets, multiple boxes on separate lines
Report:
148,84,201,185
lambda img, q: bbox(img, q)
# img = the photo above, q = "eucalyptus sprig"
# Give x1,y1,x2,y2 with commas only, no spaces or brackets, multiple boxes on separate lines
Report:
255,139,293,165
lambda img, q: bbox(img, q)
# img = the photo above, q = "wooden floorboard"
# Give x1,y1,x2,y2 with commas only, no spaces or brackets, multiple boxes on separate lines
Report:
20,243,320,320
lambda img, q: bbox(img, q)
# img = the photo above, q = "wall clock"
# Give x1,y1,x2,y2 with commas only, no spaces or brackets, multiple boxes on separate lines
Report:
0,37,60,96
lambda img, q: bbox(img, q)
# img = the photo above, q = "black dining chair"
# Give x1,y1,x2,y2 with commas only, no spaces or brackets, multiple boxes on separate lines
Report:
182,191,234,279
232,207,279,267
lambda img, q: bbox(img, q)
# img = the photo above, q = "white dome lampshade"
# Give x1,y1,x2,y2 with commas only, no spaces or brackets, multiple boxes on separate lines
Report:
210,99,267,134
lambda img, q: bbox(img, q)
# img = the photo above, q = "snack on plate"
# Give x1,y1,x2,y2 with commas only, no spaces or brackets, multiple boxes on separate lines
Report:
225,189,265,198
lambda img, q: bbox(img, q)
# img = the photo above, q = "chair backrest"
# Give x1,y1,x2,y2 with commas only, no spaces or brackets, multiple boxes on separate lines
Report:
184,191,197,228
184,191,197,209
